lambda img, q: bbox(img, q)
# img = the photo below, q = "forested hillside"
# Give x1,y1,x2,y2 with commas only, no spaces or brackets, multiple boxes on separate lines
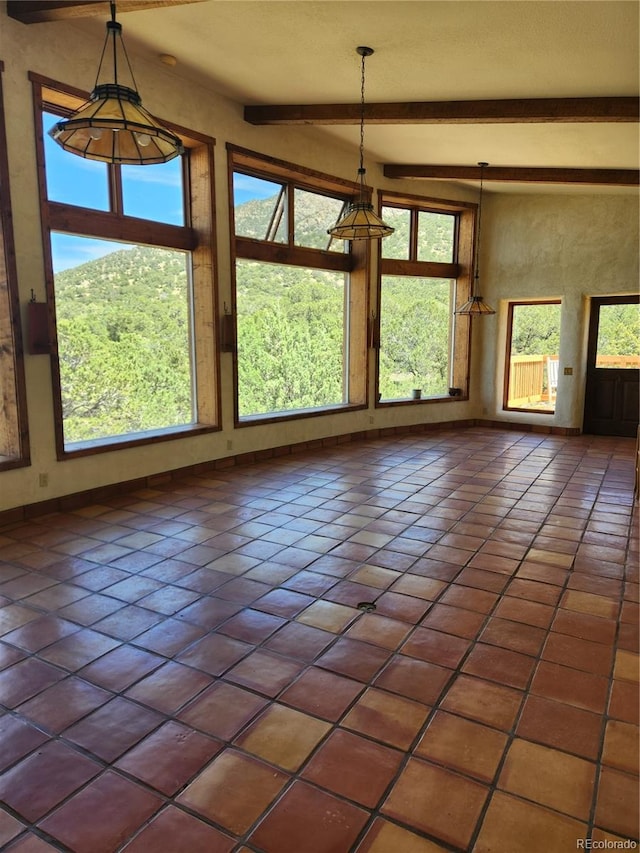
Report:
53,194,639,443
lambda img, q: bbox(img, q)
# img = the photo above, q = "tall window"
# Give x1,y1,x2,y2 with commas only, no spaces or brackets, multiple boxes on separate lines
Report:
0,62,29,469
229,147,367,422
377,193,475,402
504,301,561,413
32,75,218,455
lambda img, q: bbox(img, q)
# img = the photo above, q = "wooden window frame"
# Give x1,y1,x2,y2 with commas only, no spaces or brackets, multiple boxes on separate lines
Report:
31,73,220,459
0,61,30,471
228,145,369,426
503,299,561,414
376,190,475,406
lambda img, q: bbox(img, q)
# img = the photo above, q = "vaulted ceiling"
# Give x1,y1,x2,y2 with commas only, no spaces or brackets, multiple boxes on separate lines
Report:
9,0,639,194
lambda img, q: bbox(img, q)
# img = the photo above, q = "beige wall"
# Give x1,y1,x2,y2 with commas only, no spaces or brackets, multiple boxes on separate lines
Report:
1,12,637,511
476,192,639,428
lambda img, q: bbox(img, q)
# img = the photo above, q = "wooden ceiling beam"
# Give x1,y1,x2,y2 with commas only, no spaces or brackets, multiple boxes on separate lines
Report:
245,97,639,126
383,164,640,186
7,0,207,24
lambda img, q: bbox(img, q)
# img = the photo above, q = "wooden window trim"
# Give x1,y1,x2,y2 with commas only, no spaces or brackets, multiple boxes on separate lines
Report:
228,147,369,425
31,74,220,459
0,61,30,471
375,192,475,405
503,299,562,414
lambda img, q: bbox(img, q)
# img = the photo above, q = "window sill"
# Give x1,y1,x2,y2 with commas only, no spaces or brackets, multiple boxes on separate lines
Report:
58,423,220,460
236,402,365,427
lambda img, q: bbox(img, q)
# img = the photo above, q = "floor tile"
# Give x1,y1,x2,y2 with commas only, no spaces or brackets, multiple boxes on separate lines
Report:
602,719,639,773
78,644,164,692
480,617,547,656
176,633,252,676
177,749,288,835
342,686,430,749
530,660,609,714
315,637,391,682
249,780,369,853
421,603,485,639
120,806,235,853
594,766,639,839
0,740,101,822
63,697,164,761
234,703,330,771
372,591,432,623
124,661,212,714
345,612,412,650
263,621,335,661
400,625,470,668
474,790,587,853
550,608,617,645
608,678,639,724
0,658,66,708
0,430,636,853
0,716,49,772
381,757,488,849
415,710,508,782
115,720,222,795
39,770,163,853
302,728,402,807
357,818,449,852
498,738,595,820
296,600,359,632
516,694,603,759
224,649,304,696
178,681,267,739
374,655,451,705
38,629,121,671
16,676,111,732
441,674,523,731
462,643,536,690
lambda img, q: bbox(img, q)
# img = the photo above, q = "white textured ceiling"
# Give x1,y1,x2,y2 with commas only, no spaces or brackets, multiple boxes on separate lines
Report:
70,0,640,193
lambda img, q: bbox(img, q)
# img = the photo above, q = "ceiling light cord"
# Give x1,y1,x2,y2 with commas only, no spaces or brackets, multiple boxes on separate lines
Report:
474,161,488,289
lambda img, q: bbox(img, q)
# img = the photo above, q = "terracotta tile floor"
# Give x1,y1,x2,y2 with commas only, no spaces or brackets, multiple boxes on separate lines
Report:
0,427,638,852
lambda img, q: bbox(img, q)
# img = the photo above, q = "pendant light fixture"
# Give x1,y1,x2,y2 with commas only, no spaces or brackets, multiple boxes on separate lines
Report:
49,2,183,165
455,161,495,315
328,46,394,241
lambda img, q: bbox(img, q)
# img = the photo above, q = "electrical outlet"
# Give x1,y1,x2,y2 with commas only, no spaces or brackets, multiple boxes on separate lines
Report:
369,416,374,424
226,440,233,451
38,473,48,487
563,366,573,375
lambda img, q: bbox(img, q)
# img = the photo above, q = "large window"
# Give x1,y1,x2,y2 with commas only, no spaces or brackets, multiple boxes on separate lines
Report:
377,194,475,403
229,147,367,422
504,301,561,413
0,62,29,470
32,75,218,456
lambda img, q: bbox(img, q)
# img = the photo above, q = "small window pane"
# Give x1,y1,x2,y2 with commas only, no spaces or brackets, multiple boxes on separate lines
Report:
233,173,287,242
379,275,452,400
596,303,640,368
43,111,109,210
121,158,185,225
505,302,561,413
294,187,345,251
417,211,455,262
236,259,346,416
51,233,193,445
380,206,410,259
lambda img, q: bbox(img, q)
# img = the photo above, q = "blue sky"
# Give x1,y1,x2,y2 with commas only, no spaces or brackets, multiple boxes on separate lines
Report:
45,113,276,271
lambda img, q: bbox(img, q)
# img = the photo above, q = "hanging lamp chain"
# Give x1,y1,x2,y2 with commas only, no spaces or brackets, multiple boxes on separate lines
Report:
474,161,488,290
93,1,139,92
358,49,366,175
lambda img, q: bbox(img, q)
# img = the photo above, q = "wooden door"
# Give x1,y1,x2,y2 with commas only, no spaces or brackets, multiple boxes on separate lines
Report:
583,295,639,437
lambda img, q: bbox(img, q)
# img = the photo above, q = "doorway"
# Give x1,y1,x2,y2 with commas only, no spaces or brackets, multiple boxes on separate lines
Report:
583,295,639,437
